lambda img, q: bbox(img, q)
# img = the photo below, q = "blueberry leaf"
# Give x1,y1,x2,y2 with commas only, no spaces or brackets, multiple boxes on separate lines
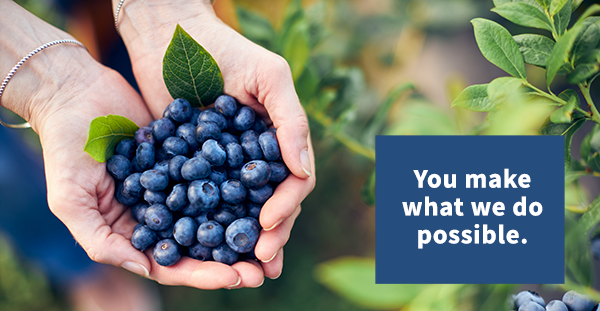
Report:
471,18,527,79
580,193,600,232
549,0,569,16
492,3,553,31
282,19,310,81
571,17,600,65
163,24,224,107
84,115,139,162
451,84,494,111
554,0,571,36
514,34,555,67
546,23,586,88
539,117,586,172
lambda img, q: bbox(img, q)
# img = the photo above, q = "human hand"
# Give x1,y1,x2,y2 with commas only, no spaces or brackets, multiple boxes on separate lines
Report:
116,0,316,287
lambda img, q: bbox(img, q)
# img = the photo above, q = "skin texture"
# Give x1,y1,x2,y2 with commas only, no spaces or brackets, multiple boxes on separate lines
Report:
0,0,315,290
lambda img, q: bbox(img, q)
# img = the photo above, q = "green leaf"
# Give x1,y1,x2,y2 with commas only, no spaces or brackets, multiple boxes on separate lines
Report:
572,0,584,12
590,128,600,153
361,170,375,206
580,192,600,232
554,0,572,36
314,257,424,309
362,82,414,144
589,152,600,172
493,0,545,9
514,34,556,67
487,76,523,105
576,4,600,22
539,117,586,171
295,63,319,105
162,24,223,107
537,0,550,9
550,0,569,16
492,3,553,31
567,62,600,84
451,84,493,111
282,20,310,81
580,127,595,162
236,7,277,51
572,18,600,65
566,213,593,286
84,115,139,162
546,23,586,88
551,94,576,123
471,18,527,79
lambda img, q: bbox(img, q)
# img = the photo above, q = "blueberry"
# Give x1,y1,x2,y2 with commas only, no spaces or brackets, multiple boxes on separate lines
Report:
131,225,158,251
212,243,238,265
233,106,255,131
168,155,188,183
181,203,202,217
215,95,238,117
157,223,175,239
107,155,132,180
220,180,247,204
190,108,201,126
199,109,227,131
252,118,268,133
131,157,143,172
152,160,170,175
201,139,226,166
153,239,181,266
518,301,545,311
213,209,236,227
144,189,166,205
123,172,144,197
136,143,155,171
167,98,192,123
514,291,545,309
209,166,228,185
152,118,176,142
176,123,200,151
116,182,140,205
140,170,169,191
115,138,135,160
259,131,281,161
269,162,289,183
225,118,240,135
195,121,222,144
246,202,262,219
226,217,260,253
144,204,173,231
181,156,211,181
148,120,156,128
188,179,220,210
240,160,271,189
135,127,155,145
221,202,246,218
546,300,569,311
166,183,188,211
197,220,225,247
240,130,263,160
195,212,211,225
226,142,244,168
247,183,273,204
563,291,595,311
155,147,170,162
162,137,189,157
220,132,239,146
227,167,241,180
131,202,149,224
173,217,198,246
189,242,213,261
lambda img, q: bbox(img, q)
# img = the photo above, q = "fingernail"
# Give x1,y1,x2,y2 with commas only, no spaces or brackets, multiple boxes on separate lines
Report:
264,218,283,231
252,278,265,288
300,148,311,177
226,276,242,289
261,251,278,263
122,261,150,278
269,269,283,280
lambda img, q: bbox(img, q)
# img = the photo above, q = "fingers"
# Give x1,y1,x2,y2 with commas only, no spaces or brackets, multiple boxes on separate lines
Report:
229,260,265,288
255,205,300,262
260,171,311,230
255,54,313,179
261,248,284,279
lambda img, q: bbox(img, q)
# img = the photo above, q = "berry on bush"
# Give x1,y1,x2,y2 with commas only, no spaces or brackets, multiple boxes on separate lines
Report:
107,96,290,266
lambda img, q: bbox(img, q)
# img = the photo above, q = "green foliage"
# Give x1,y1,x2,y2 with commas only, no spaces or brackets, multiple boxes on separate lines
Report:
492,3,553,31
513,34,555,67
451,84,493,111
84,115,139,162
162,24,224,107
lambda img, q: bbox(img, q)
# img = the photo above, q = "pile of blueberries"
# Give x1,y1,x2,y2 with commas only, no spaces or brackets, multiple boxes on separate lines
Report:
106,95,289,266
512,290,598,311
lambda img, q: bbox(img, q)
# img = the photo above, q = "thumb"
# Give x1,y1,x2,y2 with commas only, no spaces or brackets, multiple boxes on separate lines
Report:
258,55,312,179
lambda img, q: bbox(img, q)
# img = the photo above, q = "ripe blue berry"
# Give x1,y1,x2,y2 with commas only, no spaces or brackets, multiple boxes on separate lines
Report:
188,179,220,210
220,179,247,204
153,239,181,266
197,220,225,247
190,108,202,126
546,300,568,311
176,123,200,151
201,139,226,166
107,155,132,180
562,291,595,311
131,202,149,224
166,183,188,212
226,217,260,253
145,204,173,231
514,291,545,309
212,243,238,265
116,182,140,205
221,202,247,218
259,131,281,161
518,301,544,311
240,160,271,189
152,160,170,175
219,132,239,146
226,142,244,168
199,109,227,131
134,127,155,145
240,130,263,160
173,217,198,246
167,98,192,123
144,189,166,205
269,162,289,183
195,212,211,225
162,136,189,157
168,155,188,183
181,156,211,181
233,106,255,131
247,183,273,204
152,118,176,142
131,224,158,251
195,121,221,144
115,138,135,160
246,202,262,219
157,223,175,239
136,142,155,171
252,118,268,133
215,95,238,117
140,170,169,191
213,209,236,227
189,242,213,261
123,172,144,196
209,166,228,185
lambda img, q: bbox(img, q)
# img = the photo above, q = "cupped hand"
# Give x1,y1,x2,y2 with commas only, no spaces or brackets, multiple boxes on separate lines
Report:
118,0,316,286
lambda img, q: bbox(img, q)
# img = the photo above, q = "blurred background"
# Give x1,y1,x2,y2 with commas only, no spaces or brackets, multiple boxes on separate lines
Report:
2,0,600,310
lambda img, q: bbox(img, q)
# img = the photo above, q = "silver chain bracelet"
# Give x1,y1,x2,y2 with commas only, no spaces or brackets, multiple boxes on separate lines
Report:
114,0,126,36
0,39,86,129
